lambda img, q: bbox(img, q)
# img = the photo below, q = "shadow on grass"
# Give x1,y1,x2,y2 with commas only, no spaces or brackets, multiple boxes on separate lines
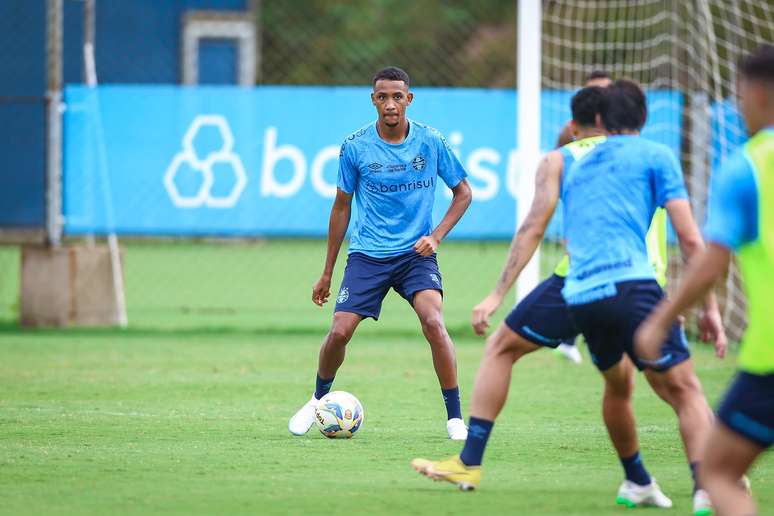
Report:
0,319,479,340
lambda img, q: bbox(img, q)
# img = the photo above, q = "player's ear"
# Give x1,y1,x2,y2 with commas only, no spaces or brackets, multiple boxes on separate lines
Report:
569,120,579,139
406,91,414,105
370,92,377,106
594,113,603,130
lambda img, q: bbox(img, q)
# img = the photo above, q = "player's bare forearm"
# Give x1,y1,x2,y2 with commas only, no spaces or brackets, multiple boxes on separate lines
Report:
666,199,705,262
650,244,730,326
430,180,472,242
414,180,471,257
321,189,353,277
665,198,720,310
492,153,561,298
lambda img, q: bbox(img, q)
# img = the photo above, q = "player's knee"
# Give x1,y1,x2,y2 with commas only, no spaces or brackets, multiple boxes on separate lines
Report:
664,371,704,406
328,324,355,346
420,315,447,340
485,333,525,362
604,376,634,399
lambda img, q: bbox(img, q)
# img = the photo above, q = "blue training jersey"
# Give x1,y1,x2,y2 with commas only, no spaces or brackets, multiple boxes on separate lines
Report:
337,119,467,258
561,135,688,304
704,144,760,251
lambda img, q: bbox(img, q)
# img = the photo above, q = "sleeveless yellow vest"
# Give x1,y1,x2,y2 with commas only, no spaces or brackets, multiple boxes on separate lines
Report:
737,130,774,374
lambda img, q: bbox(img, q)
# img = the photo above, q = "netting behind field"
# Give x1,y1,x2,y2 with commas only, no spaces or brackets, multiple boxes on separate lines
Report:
541,0,774,342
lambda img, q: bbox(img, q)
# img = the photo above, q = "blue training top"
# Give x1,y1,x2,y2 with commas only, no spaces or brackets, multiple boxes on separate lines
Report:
337,119,467,258
704,142,762,251
560,135,688,304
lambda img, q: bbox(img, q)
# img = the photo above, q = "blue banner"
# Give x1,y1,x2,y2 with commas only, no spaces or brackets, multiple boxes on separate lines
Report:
63,85,683,239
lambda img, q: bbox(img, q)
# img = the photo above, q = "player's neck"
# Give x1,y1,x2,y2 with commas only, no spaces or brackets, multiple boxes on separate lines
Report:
376,118,410,144
575,130,605,140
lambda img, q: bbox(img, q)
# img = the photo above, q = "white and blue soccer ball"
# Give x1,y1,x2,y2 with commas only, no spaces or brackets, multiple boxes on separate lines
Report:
314,391,364,439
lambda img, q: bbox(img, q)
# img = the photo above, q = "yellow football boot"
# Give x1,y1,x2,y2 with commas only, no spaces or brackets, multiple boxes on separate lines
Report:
411,455,481,491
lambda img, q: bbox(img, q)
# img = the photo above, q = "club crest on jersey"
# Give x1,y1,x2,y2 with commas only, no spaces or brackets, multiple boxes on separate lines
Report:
337,287,349,304
412,155,426,171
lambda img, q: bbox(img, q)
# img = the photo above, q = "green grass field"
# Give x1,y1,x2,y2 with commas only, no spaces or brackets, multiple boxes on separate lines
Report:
0,241,772,515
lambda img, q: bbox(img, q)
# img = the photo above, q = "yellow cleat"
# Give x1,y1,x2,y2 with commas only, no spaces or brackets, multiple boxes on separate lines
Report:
411,456,481,491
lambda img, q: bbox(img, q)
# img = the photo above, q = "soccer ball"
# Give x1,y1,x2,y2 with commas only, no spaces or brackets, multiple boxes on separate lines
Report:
314,391,364,439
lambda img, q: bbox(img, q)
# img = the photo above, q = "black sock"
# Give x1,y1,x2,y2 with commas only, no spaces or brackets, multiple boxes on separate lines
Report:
314,373,334,400
442,386,462,420
690,461,700,493
459,417,494,466
620,451,651,486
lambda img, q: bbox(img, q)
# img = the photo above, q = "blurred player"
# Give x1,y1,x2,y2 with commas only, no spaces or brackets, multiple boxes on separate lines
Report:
554,70,612,364
288,66,472,440
413,86,673,502
560,80,726,512
636,45,774,516
553,70,670,364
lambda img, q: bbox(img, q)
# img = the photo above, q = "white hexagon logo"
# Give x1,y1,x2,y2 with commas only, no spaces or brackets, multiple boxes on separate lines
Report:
163,115,247,208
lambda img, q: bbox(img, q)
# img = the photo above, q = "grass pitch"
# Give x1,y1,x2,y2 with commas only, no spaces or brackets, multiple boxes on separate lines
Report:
0,240,772,515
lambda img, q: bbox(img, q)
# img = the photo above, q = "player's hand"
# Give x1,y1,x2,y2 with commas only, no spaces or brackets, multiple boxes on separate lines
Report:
312,274,332,307
634,317,669,363
698,306,727,358
471,292,503,336
414,235,440,257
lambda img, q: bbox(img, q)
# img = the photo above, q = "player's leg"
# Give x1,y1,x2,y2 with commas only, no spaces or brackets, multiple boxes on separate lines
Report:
317,311,363,381
391,252,466,438
411,322,539,489
701,370,773,516
288,311,364,436
700,424,761,516
411,288,467,439
411,274,580,489
570,291,672,508
643,359,713,466
288,253,390,436
461,322,539,456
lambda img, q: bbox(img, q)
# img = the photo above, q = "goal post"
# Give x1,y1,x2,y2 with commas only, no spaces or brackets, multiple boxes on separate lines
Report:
515,0,542,302
539,0,774,342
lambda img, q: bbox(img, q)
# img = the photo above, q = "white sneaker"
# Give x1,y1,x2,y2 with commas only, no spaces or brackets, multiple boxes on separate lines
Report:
693,488,713,516
556,343,583,364
288,395,318,436
446,418,468,440
616,478,673,508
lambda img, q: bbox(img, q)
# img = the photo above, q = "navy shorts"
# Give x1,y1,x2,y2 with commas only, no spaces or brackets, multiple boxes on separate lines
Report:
567,279,690,372
334,251,443,320
504,274,578,348
716,371,774,448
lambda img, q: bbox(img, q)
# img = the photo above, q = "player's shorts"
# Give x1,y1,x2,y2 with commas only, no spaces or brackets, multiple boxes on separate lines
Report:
334,251,443,320
567,279,690,372
504,274,578,348
716,371,774,448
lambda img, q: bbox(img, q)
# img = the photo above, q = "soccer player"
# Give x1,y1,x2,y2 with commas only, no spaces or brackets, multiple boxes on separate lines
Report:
288,66,472,440
412,81,724,509
412,86,676,501
552,70,670,364
558,80,727,511
555,70,613,364
636,45,774,516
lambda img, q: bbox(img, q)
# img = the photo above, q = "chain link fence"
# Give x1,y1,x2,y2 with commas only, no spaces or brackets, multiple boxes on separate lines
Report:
1,1,772,341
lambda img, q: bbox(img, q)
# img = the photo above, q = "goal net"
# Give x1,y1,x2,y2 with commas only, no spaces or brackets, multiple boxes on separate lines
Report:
541,0,774,342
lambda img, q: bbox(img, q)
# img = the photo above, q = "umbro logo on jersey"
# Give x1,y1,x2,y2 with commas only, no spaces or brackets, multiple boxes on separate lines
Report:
367,162,383,171
412,155,426,171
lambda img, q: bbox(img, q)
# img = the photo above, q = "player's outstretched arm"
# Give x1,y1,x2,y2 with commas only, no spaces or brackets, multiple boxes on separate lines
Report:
641,199,728,356
414,179,472,257
636,243,731,360
471,151,562,336
313,188,353,307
